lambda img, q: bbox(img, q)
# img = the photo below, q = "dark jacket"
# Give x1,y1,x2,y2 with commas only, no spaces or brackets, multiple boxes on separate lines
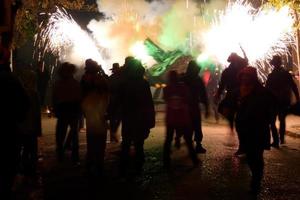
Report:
183,75,208,117
221,84,273,150
266,67,299,106
120,77,155,132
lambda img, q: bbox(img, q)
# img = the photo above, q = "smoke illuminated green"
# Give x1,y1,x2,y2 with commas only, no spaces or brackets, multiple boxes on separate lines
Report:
144,38,185,76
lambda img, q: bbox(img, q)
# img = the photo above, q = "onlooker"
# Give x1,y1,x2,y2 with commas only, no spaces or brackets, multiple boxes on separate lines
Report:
108,63,121,143
163,71,199,168
17,70,41,179
81,59,109,177
53,63,81,163
183,60,209,153
0,64,29,199
119,59,155,176
266,55,300,145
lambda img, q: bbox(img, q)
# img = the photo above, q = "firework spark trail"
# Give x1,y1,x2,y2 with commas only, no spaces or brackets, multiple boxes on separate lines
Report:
201,0,295,80
37,7,107,72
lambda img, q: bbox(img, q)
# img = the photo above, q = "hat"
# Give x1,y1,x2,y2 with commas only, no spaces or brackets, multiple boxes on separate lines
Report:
110,63,120,71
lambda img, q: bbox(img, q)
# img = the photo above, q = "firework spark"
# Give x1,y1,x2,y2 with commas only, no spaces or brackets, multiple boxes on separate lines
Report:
201,1,295,79
37,7,107,72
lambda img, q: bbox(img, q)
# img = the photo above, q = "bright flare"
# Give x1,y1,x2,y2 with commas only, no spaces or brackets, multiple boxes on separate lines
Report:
130,41,156,67
201,1,295,78
37,7,107,72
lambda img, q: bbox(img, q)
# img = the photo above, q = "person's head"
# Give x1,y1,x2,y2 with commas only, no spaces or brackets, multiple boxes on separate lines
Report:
167,71,178,85
238,66,259,97
186,60,200,78
270,55,282,68
227,52,239,63
85,59,100,74
124,56,134,68
110,63,120,74
127,59,145,79
20,70,37,90
58,62,76,79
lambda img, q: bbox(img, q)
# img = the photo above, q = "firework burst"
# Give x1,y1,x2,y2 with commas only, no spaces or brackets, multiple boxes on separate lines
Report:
201,0,295,80
36,7,106,72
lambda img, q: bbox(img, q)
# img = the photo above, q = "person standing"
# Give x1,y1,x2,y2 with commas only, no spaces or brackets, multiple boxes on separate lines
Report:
183,60,209,153
17,70,42,179
266,55,300,146
81,59,109,177
163,71,199,168
119,59,155,176
220,67,272,194
53,63,81,163
0,64,29,199
108,63,121,143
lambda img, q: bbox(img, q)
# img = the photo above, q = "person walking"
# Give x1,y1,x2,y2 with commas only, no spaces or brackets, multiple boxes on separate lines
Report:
266,55,300,146
216,53,248,155
220,67,272,194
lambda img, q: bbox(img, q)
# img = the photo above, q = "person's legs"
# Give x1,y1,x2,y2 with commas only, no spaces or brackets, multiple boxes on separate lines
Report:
181,127,199,165
163,126,175,168
278,109,287,144
110,118,120,142
55,117,68,161
69,118,79,163
23,135,38,176
120,136,131,176
134,137,145,173
193,113,206,153
270,114,279,147
246,149,264,193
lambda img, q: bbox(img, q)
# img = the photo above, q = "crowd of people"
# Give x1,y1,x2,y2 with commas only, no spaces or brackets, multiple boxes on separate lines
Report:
1,32,300,198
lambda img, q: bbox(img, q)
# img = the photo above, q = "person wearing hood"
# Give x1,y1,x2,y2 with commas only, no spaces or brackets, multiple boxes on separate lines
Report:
182,60,209,153
118,59,155,176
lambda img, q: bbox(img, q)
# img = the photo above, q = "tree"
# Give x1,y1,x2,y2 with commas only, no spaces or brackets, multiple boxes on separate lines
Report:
13,0,97,47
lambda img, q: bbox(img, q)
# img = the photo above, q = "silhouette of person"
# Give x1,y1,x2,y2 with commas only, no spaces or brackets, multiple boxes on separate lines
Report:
220,67,272,194
36,62,50,108
118,59,155,176
182,60,209,153
53,63,81,163
0,64,29,199
17,70,42,178
163,71,199,168
81,59,109,177
266,55,300,145
108,63,121,143
216,53,248,155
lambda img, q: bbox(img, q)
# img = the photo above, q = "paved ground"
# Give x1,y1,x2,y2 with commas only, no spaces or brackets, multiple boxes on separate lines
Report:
16,114,300,200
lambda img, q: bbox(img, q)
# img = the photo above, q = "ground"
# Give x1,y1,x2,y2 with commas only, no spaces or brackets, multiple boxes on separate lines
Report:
16,113,300,200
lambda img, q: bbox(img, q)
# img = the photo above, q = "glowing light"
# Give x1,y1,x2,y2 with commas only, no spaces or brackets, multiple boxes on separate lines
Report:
201,1,295,79
130,41,156,67
37,7,107,72
197,53,209,63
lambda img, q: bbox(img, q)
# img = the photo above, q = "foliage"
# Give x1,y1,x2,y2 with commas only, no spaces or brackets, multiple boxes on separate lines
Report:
13,0,97,47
